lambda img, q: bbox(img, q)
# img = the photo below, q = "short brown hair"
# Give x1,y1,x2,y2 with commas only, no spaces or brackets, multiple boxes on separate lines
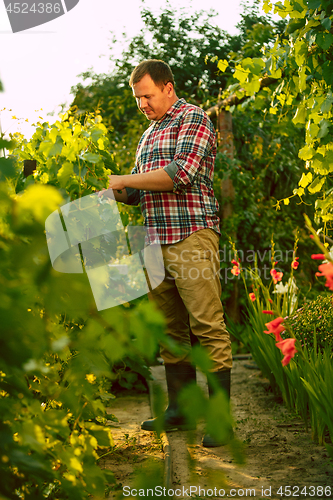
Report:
129,59,175,89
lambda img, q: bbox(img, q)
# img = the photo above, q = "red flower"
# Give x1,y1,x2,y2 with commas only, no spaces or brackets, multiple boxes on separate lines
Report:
231,266,240,276
264,317,285,342
270,268,283,284
316,262,333,291
264,317,285,341
276,338,297,366
231,259,240,276
249,293,256,302
311,254,325,260
291,257,299,270
262,310,274,315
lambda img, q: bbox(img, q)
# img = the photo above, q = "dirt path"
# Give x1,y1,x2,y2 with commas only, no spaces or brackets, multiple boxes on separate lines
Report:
102,359,333,500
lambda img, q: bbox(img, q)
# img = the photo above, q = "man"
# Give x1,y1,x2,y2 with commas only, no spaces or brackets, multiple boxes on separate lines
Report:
106,59,232,447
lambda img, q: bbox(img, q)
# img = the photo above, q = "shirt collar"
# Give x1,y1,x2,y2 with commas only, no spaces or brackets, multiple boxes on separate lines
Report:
153,98,186,124
165,98,186,117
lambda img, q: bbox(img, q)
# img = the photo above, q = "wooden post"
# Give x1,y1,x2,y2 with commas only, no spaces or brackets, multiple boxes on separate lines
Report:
217,110,240,324
217,110,235,219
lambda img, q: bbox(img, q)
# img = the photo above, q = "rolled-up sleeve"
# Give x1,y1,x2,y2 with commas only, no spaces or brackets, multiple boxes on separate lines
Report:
170,110,216,194
163,160,178,180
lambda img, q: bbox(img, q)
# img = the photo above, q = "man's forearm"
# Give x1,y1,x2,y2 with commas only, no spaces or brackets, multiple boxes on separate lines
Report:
126,169,174,191
108,168,174,193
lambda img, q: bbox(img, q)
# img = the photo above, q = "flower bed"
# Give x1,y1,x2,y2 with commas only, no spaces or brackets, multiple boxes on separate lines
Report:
228,231,333,460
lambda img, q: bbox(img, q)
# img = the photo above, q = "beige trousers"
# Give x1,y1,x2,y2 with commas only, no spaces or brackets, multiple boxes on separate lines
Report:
148,229,232,372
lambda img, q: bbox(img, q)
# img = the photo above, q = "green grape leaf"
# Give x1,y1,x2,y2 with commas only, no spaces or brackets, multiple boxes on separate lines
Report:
234,65,249,83
321,17,332,30
318,119,330,139
307,0,321,8
323,61,333,85
322,214,333,222
262,0,272,14
308,176,325,193
299,171,313,188
60,128,73,143
295,40,308,66
293,187,305,196
274,1,288,17
0,138,15,151
321,92,333,113
298,145,315,160
244,78,261,95
307,122,319,140
242,57,265,75
80,152,101,163
85,177,105,190
322,150,333,172
299,66,307,92
316,32,333,50
90,126,106,144
49,128,58,144
48,137,63,157
0,157,16,180
57,161,74,188
40,137,63,158
293,0,306,13
293,105,307,124
217,59,228,72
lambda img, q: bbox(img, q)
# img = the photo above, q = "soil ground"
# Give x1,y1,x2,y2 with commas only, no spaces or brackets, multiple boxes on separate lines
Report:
101,359,333,500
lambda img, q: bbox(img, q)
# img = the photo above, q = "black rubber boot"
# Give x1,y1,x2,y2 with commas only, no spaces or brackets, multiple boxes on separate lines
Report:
202,369,234,447
141,363,197,432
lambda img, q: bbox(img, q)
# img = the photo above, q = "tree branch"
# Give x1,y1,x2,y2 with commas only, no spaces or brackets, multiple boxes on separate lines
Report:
206,76,279,118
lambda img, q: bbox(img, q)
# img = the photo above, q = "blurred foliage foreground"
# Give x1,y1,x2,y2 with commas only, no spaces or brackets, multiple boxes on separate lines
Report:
0,140,166,498
0,108,243,498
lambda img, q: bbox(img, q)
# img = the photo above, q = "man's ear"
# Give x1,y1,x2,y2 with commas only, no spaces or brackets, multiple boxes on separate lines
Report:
166,82,175,96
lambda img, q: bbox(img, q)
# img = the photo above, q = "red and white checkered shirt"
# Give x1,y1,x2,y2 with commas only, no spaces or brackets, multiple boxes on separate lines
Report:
126,98,220,245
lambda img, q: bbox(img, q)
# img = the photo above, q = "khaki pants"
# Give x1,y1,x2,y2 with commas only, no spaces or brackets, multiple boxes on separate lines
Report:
148,229,232,372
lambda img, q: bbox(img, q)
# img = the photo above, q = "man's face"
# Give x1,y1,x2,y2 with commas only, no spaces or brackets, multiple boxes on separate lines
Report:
132,74,175,121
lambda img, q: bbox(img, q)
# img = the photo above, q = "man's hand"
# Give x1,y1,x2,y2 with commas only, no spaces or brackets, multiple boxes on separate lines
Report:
107,174,125,192
98,175,129,203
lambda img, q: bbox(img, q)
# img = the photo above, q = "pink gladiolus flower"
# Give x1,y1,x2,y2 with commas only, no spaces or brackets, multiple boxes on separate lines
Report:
275,338,297,366
316,262,333,291
291,257,299,270
262,310,274,315
264,317,285,342
311,254,325,260
270,268,283,284
249,293,256,302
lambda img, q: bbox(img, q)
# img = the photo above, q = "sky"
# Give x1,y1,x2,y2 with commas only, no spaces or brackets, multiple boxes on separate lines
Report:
0,0,247,140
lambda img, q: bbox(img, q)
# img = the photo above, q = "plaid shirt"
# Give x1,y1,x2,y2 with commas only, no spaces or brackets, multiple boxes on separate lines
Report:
126,98,220,245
